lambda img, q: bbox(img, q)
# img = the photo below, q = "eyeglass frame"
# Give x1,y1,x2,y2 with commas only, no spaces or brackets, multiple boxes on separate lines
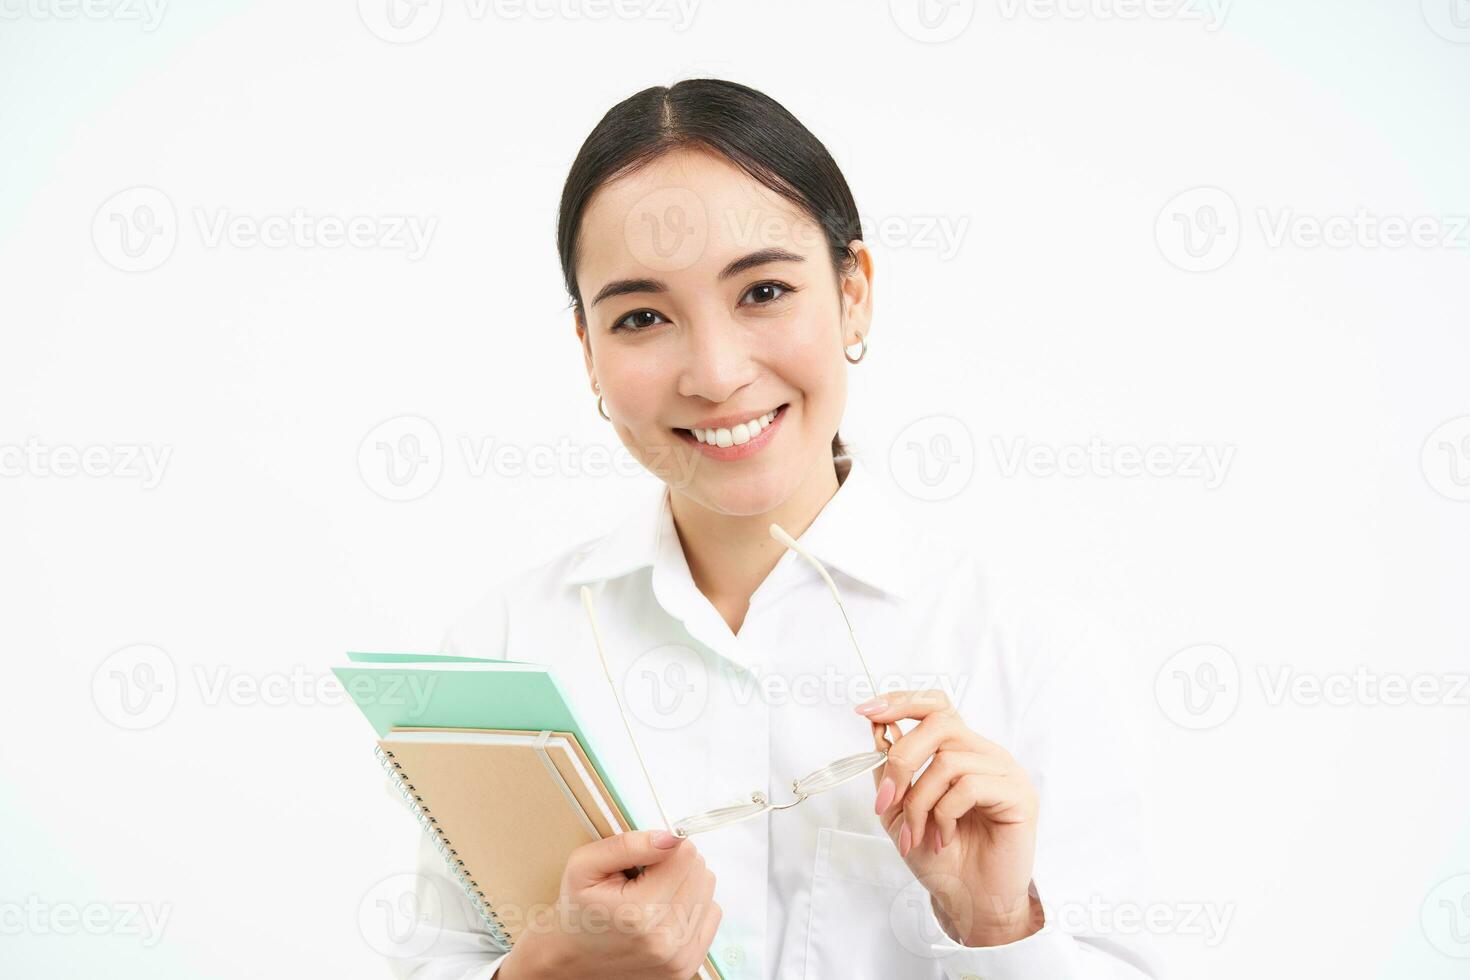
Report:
578,521,894,840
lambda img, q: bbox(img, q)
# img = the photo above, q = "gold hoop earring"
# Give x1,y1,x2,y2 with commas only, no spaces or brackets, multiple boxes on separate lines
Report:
596,390,611,421
844,332,867,364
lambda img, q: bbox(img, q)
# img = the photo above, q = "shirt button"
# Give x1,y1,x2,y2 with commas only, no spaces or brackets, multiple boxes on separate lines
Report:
722,942,745,966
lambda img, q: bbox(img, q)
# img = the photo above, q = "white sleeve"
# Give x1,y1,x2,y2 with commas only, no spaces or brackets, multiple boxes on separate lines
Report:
381,587,519,980
929,601,1169,980
381,831,513,980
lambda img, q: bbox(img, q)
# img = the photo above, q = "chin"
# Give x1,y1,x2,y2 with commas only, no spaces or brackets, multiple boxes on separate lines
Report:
677,467,800,517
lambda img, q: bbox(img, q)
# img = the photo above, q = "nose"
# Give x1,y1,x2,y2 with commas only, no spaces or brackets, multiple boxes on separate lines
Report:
676,310,756,404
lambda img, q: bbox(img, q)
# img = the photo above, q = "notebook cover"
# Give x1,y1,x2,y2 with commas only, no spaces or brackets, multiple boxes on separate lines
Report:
333,659,634,822
380,728,723,979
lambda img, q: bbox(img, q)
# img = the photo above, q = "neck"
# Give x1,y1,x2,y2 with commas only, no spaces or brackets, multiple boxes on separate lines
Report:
669,456,848,634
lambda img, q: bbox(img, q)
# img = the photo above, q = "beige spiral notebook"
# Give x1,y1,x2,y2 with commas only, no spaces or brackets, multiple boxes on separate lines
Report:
378,727,723,980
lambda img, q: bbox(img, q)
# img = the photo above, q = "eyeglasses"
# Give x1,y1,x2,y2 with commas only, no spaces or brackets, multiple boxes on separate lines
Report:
579,521,892,839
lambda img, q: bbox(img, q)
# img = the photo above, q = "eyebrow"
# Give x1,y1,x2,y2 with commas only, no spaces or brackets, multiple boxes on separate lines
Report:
588,247,807,308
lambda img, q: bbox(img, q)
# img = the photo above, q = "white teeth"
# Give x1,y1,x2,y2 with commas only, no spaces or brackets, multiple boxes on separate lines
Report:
690,408,779,448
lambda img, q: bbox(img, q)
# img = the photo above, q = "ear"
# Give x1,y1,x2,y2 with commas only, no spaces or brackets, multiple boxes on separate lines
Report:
574,309,597,392
839,239,874,348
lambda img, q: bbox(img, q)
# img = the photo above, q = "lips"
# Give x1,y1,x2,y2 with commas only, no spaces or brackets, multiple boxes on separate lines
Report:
673,403,789,458
677,403,788,448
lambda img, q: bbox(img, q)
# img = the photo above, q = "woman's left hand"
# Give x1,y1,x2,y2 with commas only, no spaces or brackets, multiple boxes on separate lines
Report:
857,689,1043,947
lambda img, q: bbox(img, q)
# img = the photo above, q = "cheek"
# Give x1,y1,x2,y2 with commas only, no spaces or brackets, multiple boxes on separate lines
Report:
775,318,844,406
598,350,671,425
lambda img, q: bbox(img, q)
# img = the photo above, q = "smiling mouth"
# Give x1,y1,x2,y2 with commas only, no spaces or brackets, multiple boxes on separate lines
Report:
674,403,789,447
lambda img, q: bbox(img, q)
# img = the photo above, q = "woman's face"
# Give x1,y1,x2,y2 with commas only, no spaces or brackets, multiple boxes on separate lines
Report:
574,146,873,516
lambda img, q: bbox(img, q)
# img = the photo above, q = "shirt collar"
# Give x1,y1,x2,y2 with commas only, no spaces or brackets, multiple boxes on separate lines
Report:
562,456,919,602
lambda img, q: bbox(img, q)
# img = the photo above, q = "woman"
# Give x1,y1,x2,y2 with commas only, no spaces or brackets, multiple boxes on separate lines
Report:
393,78,1161,979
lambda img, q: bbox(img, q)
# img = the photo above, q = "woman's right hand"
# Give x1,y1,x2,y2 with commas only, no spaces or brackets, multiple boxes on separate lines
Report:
498,829,722,980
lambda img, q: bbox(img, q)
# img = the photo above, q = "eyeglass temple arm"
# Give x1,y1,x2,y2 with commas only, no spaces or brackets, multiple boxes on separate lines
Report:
579,585,676,833
768,524,893,750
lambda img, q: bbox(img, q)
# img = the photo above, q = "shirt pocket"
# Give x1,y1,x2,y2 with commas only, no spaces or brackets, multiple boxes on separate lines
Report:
803,826,952,979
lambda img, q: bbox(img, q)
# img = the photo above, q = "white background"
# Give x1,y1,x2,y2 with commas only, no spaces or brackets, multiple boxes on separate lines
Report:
2,1,1468,977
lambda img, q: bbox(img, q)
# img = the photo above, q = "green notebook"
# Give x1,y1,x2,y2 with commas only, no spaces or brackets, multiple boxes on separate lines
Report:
333,651,635,821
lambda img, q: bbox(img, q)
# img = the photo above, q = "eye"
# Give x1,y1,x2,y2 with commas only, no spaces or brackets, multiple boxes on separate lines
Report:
741,281,797,306
612,309,668,333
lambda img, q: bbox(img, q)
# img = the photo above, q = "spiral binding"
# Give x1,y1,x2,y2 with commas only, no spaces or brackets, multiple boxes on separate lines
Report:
376,744,514,949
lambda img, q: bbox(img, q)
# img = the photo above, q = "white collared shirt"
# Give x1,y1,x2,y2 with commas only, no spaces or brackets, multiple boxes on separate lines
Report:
387,456,1163,980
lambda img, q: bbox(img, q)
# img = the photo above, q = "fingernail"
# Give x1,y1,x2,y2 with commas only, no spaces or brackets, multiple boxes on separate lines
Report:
651,830,679,848
875,777,896,814
898,823,911,857
855,698,887,715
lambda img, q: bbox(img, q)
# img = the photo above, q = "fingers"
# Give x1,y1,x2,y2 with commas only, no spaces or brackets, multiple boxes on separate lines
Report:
877,711,990,814
628,835,707,905
927,774,1038,852
888,750,1006,854
653,847,720,978
666,852,717,943
564,829,688,892
855,687,955,722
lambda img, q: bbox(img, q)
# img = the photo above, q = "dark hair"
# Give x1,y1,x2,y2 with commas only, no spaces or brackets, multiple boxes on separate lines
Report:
556,78,862,464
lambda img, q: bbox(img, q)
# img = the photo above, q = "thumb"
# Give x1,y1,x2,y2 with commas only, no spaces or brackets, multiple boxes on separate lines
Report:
564,829,684,891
